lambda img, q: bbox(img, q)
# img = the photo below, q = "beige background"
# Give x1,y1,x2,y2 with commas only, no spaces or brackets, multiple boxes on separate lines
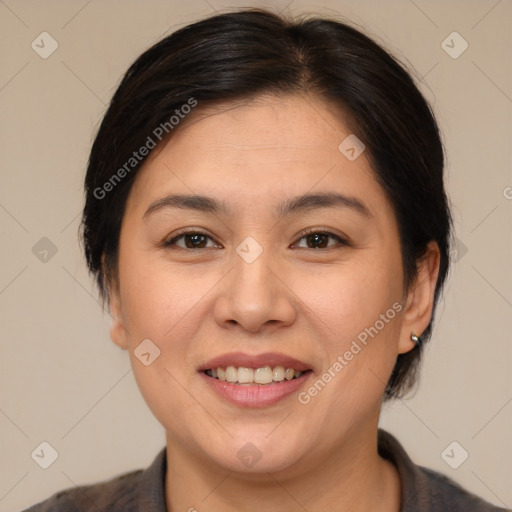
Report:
0,0,511,510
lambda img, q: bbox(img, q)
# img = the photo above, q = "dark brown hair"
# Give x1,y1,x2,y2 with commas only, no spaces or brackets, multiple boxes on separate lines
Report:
81,8,452,400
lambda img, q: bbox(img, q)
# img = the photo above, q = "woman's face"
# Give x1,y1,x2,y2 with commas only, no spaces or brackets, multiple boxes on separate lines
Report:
109,94,427,474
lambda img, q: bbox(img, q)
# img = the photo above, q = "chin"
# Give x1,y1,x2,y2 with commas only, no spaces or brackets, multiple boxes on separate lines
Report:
203,431,307,475
219,448,301,475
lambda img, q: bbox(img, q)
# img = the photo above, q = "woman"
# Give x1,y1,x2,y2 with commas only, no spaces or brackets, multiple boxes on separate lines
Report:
24,8,505,512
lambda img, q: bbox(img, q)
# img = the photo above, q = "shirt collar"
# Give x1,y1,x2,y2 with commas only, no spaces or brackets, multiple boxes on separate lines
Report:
377,428,432,511
134,446,167,511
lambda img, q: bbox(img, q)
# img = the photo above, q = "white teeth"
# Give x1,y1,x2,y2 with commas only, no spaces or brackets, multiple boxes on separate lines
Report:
254,366,273,384
225,366,238,383
237,367,254,384
273,366,285,381
285,368,295,380
207,365,306,385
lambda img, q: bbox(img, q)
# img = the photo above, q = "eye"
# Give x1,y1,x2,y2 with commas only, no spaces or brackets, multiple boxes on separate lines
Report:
162,228,348,251
163,230,221,250
293,229,348,250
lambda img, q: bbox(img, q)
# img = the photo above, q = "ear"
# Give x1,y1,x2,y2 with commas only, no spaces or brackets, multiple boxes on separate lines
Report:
398,241,441,354
103,256,130,351
108,283,130,350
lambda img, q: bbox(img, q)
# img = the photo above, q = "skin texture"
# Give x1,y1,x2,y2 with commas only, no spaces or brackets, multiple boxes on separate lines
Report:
108,94,440,511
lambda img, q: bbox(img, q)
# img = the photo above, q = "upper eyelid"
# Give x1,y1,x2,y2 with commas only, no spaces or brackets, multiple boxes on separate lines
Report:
298,227,346,240
165,229,347,248
293,230,347,248
165,230,220,247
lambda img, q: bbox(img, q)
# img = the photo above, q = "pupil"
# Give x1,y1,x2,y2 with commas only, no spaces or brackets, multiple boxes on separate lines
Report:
187,234,206,248
308,233,327,249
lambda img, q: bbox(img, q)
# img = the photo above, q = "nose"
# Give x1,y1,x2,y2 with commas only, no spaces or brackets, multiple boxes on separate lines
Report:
212,245,297,334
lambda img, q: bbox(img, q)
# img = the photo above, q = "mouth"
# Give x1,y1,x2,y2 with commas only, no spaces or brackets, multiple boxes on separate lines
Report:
198,352,313,407
203,366,311,385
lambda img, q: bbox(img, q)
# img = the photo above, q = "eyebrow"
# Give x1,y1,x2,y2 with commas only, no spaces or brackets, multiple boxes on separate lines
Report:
143,192,371,220
143,194,230,220
276,192,371,218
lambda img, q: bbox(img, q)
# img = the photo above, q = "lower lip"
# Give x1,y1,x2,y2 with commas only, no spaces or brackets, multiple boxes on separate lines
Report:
200,371,311,408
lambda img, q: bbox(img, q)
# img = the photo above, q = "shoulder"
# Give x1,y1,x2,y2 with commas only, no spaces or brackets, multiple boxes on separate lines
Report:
377,429,507,512
22,448,167,512
417,465,507,512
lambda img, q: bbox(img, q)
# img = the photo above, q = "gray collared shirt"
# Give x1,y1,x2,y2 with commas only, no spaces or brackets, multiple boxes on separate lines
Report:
23,429,508,511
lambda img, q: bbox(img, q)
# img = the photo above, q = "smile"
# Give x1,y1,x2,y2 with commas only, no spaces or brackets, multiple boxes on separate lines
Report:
204,366,306,385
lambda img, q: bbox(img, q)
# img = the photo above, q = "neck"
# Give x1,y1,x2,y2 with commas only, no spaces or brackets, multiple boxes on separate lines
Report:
164,422,401,512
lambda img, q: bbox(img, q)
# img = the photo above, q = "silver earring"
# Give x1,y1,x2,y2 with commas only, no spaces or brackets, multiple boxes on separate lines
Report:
411,332,421,348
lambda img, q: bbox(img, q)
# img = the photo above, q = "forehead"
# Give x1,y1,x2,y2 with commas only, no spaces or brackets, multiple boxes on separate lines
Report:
164,94,358,160
126,94,390,220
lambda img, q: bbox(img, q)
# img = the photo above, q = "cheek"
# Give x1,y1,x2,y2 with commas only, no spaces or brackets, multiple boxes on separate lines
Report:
118,237,403,363
116,250,227,407
295,255,402,340
118,252,213,341
118,229,403,409
293,254,404,407
117,254,214,437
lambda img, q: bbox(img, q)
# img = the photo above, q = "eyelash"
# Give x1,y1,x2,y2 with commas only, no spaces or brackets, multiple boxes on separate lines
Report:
162,227,349,251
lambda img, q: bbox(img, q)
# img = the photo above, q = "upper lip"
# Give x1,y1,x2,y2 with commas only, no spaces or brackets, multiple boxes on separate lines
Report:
199,352,311,372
